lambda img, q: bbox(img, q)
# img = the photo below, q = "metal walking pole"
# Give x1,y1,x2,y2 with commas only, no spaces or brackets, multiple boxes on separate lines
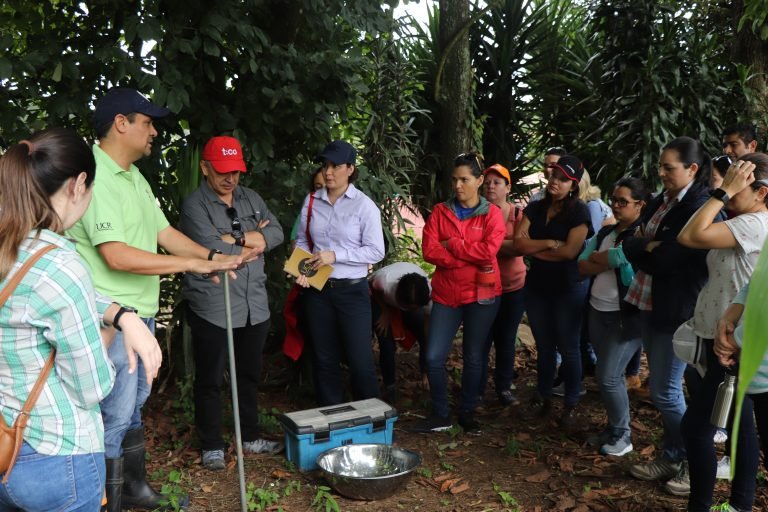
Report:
223,272,248,512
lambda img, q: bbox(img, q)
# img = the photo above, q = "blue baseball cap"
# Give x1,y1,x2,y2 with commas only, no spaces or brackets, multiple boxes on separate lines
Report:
93,87,170,132
316,140,356,166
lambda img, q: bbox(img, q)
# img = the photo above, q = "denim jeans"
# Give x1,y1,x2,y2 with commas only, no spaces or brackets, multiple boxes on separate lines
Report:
641,311,686,461
526,281,588,406
101,317,154,458
425,300,499,417
481,288,525,394
589,306,642,437
303,281,379,406
0,442,105,511
681,339,757,512
187,309,269,450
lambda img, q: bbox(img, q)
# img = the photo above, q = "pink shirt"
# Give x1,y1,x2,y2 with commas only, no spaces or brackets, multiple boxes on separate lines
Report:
497,204,526,292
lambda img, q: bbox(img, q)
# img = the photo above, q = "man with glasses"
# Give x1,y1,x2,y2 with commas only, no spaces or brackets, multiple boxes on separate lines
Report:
179,136,284,470
530,146,568,202
67,89,248,511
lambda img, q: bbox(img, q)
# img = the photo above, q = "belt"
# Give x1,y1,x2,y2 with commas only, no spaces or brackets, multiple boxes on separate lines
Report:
325,277,367,288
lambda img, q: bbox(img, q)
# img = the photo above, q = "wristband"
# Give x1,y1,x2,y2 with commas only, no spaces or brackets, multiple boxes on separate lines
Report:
208,248,222,261
113,306,137,331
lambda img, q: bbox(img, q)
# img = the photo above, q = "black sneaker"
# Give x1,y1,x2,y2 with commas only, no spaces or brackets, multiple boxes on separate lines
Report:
528,394,551,418
407,414,452,433
498,389,520,406
557,405,577,428
458,413,482,435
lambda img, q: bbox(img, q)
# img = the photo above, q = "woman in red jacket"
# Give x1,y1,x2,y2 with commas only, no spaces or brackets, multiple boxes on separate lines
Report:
412,153,505,434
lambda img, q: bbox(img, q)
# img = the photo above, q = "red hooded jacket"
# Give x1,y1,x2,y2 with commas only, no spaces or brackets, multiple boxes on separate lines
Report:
422,197,505,307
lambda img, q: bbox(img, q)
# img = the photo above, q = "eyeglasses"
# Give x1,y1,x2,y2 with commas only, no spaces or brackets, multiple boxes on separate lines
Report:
226,207,242,232
608,197,640,208
456,152,484,170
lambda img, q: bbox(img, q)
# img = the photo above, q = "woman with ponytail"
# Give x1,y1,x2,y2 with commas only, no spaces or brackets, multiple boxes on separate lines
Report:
622,136,721,494
0,128,162,511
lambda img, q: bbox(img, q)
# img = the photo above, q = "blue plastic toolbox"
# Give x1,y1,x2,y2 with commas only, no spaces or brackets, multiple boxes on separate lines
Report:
278,398,397,471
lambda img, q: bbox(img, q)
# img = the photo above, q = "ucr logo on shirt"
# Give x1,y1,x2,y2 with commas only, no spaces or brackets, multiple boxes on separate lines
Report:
221,148,238,156
96,222,112,231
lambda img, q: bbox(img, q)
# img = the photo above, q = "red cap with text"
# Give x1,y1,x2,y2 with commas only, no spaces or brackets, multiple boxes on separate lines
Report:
202,136,247,173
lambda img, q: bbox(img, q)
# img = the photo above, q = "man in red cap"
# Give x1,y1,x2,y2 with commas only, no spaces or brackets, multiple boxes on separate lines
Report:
179,136,285,470
68,89,253,511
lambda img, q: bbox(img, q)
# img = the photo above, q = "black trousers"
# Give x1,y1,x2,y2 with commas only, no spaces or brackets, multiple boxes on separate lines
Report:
187,307,269,450
302,280,380,405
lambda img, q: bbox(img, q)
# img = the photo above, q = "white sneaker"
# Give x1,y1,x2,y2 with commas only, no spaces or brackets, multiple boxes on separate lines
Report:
716,455,731,480
243,438,284,455
202,449,226,470
664,460,690,496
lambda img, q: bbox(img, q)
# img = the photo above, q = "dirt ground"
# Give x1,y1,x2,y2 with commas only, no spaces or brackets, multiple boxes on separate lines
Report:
140,324,768,512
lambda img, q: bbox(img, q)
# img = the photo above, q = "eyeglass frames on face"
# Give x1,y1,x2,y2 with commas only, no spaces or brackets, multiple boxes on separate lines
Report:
608,197,640,208
226,207,242,232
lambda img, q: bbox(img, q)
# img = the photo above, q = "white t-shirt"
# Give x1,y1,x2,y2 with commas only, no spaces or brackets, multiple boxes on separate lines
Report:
589,231,620,312
693,212,768,338
370,262,431,311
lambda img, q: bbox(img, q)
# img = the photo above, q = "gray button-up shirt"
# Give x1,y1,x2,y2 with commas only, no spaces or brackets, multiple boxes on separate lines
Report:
179,181,283,328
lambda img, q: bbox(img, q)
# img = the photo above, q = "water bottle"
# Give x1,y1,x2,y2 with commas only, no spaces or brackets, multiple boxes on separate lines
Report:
476,266,496,305
711,367,736,430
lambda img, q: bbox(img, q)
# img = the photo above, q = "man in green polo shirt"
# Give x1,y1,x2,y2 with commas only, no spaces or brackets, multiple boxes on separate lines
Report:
67,88,249,511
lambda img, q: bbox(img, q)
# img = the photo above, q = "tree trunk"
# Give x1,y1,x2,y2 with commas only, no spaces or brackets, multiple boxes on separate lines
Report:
437,0,473,200
731,0,768,120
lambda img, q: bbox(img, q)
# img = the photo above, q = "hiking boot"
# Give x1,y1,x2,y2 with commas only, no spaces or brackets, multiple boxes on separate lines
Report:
243,439,284,455
202,449,226,471
528,394,551,418
716,455,731,480
625,374,642,390
629,457,681,481
498,389,520,407
408,414,452,433
664,460,690,496
458,413,482,436
557,405,577,428
600,435,633,457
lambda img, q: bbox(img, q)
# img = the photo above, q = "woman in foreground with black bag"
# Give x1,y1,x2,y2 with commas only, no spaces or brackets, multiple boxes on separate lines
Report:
0,128,161,511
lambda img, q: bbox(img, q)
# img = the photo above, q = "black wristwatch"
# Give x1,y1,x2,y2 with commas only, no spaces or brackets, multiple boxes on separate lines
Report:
709,188,730,204
112,306,137,331
232,230,245,247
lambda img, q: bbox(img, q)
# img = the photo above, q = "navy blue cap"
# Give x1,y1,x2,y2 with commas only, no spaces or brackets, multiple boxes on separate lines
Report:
93,88,170,132
316,140,356,166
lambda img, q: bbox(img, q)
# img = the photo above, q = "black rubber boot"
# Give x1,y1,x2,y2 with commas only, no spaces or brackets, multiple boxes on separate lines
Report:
121,428,167,510
102,457,123,512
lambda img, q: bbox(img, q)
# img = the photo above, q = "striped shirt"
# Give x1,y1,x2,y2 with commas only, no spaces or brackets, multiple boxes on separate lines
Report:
625,183,692,311
0,230,115,455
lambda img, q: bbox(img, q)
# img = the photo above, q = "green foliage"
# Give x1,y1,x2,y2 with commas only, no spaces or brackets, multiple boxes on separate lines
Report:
493,482,521,510
158,469,188,511
385,228,435,275
739,0,768,39
311,485,340,512
245,482,281,512
502,436,520,457
537,0,756,189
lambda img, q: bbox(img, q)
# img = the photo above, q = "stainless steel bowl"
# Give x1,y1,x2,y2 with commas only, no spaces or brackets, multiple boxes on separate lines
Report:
316,444,422,501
